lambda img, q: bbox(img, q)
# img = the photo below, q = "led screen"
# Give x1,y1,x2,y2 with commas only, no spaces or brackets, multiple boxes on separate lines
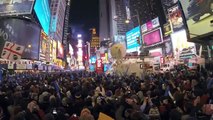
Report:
126,26,141,53
143,28,162,46
34,0,51,35
179,0,213,39
168,4,184,31
57,41,64,59
90,56,97,64
0,0,35,16
0,18,41,60
149,48,163,57
171,30,196,58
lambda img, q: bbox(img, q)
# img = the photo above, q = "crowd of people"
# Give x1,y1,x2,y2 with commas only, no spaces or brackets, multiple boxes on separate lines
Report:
0,65,213,120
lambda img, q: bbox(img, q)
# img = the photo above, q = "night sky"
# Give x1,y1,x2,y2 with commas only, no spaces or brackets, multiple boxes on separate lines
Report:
70,0,99,41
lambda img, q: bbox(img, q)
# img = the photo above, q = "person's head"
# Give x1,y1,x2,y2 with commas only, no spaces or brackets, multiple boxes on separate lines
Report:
79,108,94,120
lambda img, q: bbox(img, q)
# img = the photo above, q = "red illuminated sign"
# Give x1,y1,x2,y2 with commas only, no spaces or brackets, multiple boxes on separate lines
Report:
96,59,103,74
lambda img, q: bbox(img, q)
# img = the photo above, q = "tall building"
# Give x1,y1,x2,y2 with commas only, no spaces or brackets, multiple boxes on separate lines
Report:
100,0,129,44
50,0,66,42
129,0,166,27
99,0,110,42
62,0,71,54
109,0,129,44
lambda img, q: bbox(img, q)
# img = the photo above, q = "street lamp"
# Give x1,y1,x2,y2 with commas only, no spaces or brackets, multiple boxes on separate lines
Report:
125,20,130,24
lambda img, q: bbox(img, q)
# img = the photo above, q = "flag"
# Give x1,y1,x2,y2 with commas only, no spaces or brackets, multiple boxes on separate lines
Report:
1,42,25,61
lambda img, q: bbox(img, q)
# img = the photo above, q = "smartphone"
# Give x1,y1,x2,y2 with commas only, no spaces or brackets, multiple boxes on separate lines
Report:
53,109,57,114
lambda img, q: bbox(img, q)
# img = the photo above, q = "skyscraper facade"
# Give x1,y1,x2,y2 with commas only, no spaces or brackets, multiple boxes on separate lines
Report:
99,0,110,42
100,0,129,44
62,0,71,54
50,0,66,42
109,0,129,44
129,0,166,27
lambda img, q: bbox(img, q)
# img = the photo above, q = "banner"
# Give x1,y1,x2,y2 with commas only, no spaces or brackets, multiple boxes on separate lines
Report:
141,17,160,33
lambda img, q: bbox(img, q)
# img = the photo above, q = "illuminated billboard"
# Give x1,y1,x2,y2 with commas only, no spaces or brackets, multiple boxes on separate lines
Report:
52,40,57,61
171,30,196,59
34,0,51,35
141,17,160,33
0,18,41,60
57,41,64,59
126,26,141,53
0,0,35,16
149,48,163,57
143,28,163,46
168,4,184,32
179,0,213,39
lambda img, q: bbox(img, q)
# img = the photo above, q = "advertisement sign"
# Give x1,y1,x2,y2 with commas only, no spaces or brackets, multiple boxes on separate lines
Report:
149,48,163,57
16,64,27,70
179,0,213,39
69,44,74,56
143,28,163,46
26,64,33,69
141,17,160,33
52,40,57,62
8,63,14,69
126,26,141,53
50,16,57,32
171,30,196,59
0,18,41,60
163,22,173,36
0,0,35,16
34,0,51,35
90,56,96,64
40,31,48,61
161,0,178,7
96,59,103,73
165,40,173,56
57,41,64,59
168,4,184,31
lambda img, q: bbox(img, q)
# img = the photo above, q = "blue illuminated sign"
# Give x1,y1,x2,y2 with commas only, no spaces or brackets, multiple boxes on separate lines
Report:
50,16,57,32
126,26,141,53
34,0,51,35
90,56,97,64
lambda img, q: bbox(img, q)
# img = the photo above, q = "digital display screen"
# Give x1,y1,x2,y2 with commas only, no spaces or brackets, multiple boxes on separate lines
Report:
126,26,141,53
149,48,162,57
143,28,162,46
179,0,213,39
90,56,97,64
57,41,64,59
168,4,184,31
34,0,51,35
171,30,196,58
0,0,35,16
0,18,41,60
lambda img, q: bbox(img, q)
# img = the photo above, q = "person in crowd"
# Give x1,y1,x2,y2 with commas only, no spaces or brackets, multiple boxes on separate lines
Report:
0,64,213,120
